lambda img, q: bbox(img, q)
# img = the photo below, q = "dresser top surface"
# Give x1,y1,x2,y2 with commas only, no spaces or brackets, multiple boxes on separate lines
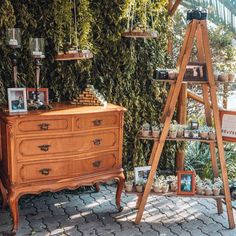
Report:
0,103,126,118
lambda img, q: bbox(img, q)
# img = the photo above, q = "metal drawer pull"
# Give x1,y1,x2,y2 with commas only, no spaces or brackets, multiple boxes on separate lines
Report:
39,168,51,175
38,123,50,131
92,119,102,126
93,139,102,146
93,161,101,168
38,144,51,152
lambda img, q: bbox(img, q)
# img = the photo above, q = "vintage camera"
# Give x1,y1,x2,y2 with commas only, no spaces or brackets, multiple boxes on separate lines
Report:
154,69,169,80
187,9,208,21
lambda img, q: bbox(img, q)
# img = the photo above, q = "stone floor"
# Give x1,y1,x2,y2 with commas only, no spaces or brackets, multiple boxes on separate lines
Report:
0,184,236,236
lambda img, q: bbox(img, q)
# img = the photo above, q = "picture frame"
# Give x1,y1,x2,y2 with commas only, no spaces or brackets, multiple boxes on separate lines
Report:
8,88,27,113
134,166,151,184
26,88,49,104
177,171,195,195
219,110,236,143
190,120,199,130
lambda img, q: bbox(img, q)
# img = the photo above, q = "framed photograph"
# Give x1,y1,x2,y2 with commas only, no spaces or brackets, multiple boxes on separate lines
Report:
8,88,27,113
177,171,195,195
26,88,49,104
190,121,199,130
219,110,236,143
134,166,151,184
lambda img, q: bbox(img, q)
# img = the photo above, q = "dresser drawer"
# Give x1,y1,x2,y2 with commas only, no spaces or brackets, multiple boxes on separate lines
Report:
74,112,119,130
16,117,71,135
18,161,69,183
16,129,119,160
72,152,119,176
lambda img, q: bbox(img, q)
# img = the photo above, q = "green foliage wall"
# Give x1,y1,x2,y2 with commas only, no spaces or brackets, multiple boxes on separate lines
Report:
0,0,176,172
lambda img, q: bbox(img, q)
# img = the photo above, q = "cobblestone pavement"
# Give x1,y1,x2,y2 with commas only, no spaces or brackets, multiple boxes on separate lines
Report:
0,184,236,236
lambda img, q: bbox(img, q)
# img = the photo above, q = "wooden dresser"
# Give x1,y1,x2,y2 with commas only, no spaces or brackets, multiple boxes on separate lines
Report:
0,103,126,232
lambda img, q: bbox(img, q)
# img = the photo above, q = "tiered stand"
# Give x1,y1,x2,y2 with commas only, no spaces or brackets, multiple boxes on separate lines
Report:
128,19,235,229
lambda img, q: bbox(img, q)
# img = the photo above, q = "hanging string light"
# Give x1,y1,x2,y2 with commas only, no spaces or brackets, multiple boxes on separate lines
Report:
55,0,93,61
122,0,157,39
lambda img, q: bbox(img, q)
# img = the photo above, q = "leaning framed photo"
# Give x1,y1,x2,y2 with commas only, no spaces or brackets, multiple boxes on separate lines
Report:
8,88,27,113
26,88,49,104
177,171,195,195
134,166,151,184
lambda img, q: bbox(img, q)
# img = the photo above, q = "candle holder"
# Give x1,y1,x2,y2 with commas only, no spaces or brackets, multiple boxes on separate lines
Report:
29,38,51,110
6,28,21,87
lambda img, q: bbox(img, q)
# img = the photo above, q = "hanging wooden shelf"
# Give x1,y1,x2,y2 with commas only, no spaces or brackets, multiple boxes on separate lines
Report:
125,189,225,199
139,135,216,143
122,30,157,39
55,51,93,61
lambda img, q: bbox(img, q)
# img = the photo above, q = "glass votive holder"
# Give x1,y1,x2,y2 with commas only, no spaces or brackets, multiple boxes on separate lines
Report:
6,28,21,48
30,38,45,58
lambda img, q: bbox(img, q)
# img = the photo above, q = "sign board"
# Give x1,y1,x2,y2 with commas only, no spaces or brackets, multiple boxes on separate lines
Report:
220,110,236,142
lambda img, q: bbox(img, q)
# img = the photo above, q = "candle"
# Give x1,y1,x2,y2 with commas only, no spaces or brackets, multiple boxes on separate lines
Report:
8,28,18,46
33,38,43,56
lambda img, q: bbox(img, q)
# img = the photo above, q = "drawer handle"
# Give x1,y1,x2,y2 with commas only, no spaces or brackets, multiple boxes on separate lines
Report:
39,168,51,176
93,139,102,146
38,123,50,131
92,119,102,126
93,161,101,168
38,144,51,152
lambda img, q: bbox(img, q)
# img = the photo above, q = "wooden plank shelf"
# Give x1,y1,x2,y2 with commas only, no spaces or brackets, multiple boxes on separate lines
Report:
153,79,209,84
139,135,216,143
125,189,225,199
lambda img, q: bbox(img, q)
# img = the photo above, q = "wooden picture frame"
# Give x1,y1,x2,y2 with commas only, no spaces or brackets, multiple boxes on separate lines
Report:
134,166,151,184
8,88,27,113
177,171,195,195
219,110,236,143
26,88,49,104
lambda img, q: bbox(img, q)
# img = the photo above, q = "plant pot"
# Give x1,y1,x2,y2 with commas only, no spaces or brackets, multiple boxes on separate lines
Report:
196,186,204,195
136,185,143,193
170,183,177,192
142,130,150,137
192,132,199,139
152,130,160,138
209,132,216,140
228,73,235,82
153,184,163,193
125,183,133,192
177,130,184,138
184,130,191,138
218,73,228,82
169,131,177,139
213,188,220,196
205,188,213,196
162,184,169,193
200,132,209,139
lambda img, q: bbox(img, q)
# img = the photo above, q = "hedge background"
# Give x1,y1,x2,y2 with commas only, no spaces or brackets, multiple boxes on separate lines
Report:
0,0,176,173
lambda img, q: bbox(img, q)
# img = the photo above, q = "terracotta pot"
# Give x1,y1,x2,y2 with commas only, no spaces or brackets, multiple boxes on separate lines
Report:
177,130,184,138
205,188,213,196
228,73,235,82
136,185,143,193
218,73,228,82
152,130,160,138
142,130,150,137
209,132,216,140
153,185,163,193
213,188,220,196
169,131,177,139
125,183,133,192
162,185,169,193
196,186,204,195
200,132,209,139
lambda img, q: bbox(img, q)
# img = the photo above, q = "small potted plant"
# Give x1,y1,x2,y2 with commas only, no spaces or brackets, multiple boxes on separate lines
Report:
192,130,199,139
196,175,204,195
152,123,161,138
184,125,192,138
199,126,210,139
169,122,178,139
204,184,213,196
228,73,235,82
214,177,223,195
176,125,184,138
208,127,216,140
153,180,163,193
136,180,144,193
141,123,150,137
125,180,134,192
213,183,221,196
170,180,177,192
162,181,169,193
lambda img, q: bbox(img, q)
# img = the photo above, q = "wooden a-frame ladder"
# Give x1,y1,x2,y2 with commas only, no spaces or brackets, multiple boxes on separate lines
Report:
134,19,235,229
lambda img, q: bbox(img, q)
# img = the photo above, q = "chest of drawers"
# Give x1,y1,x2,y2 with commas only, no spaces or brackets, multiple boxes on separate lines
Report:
0,103,126,232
